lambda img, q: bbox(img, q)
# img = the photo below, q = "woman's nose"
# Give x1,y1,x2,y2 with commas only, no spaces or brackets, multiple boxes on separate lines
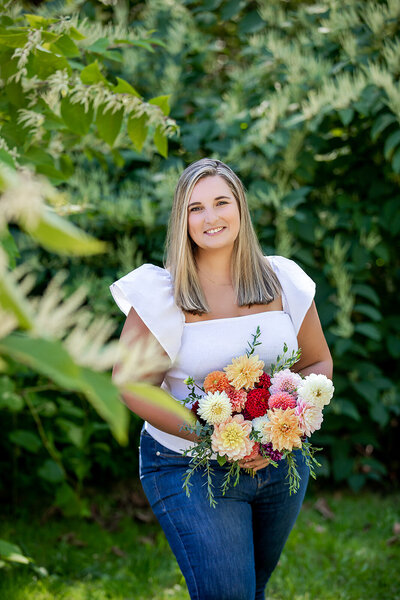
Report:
204,206,218,223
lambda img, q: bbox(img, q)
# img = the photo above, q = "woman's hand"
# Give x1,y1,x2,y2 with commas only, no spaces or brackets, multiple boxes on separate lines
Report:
238,456,270,472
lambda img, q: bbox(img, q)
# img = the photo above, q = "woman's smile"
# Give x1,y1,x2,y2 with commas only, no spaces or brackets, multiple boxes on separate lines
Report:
187,175,240,251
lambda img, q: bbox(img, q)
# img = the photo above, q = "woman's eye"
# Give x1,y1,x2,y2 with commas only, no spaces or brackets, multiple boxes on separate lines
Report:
189,206,202,212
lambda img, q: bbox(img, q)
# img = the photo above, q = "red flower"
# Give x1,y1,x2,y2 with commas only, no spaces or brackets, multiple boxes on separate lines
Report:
255,372,271,390
242,442,260,461
268,392,296,411
191,400,207,425
245,388,270,418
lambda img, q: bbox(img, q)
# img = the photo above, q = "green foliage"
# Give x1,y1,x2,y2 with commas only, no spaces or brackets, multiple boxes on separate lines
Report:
1,0,399,517
0,1,178,183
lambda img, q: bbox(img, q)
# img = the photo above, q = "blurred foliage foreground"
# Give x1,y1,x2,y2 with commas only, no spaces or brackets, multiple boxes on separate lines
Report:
1,0,400,571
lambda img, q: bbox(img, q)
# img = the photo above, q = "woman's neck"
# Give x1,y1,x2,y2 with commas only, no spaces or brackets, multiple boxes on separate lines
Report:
195,248,233,285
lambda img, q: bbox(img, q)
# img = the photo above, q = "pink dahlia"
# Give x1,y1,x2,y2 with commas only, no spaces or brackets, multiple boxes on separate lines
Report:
226,385,247,412
211,414,254,461
268,391,297,411
269,369,302,397
295,398,323,437
245,388,270,418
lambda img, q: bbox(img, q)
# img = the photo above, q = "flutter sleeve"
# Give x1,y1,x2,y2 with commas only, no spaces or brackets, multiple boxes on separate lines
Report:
268,255,316,335
109,264,184,362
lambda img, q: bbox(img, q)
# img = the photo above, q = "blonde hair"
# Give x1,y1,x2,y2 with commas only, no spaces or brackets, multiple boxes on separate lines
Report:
164,158,281,314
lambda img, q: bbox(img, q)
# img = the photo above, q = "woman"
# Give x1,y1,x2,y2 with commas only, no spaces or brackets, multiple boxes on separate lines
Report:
110,158,332,600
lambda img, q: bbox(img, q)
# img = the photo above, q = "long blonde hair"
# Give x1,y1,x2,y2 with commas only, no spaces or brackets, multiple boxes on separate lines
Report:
164,158,281,314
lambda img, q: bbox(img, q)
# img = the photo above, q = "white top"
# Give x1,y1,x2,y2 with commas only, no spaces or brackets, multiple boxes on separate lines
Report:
109,255,315,455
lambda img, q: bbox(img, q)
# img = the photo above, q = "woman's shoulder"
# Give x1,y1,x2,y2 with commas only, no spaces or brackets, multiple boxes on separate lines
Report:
266,255,316,335
109,263,183,361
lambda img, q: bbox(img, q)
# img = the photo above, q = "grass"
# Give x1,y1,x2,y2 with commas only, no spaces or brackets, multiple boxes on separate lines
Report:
1,484,399,600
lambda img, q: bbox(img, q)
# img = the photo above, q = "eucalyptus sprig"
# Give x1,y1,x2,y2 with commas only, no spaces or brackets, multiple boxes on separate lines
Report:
246,325,262,357
270,343,302,376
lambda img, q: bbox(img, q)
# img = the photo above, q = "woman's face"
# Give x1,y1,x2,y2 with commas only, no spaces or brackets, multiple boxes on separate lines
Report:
187,175,240,252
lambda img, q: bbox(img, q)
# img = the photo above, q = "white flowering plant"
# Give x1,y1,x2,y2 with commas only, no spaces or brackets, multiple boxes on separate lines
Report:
180,328,334,507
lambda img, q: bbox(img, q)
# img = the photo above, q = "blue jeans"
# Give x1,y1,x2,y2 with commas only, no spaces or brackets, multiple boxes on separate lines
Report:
139,427,309,600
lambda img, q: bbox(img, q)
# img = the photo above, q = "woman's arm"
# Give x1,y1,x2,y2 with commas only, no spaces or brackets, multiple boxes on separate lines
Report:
112,307,198,442
292,301,333,378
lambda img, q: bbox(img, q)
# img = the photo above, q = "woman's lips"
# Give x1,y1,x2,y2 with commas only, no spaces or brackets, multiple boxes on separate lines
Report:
204,226,225,235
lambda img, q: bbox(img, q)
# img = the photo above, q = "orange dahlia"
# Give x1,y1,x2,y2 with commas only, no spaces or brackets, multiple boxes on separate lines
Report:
265,408,302,452
204,371,231,394
224,354,265,390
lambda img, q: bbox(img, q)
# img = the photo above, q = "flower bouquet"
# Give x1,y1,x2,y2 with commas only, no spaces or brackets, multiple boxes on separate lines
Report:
180,327,334,507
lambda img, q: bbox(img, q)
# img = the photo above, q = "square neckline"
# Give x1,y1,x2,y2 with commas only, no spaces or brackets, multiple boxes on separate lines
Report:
183,309,287,326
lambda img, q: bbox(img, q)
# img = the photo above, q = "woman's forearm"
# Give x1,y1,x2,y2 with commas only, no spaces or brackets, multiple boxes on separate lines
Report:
120,388,199,443
295,359,333,379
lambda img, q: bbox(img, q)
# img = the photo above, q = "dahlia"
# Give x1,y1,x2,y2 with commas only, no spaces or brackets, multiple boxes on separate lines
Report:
197,391,232,425
269,369,302,397
268,391,297,411
264,408,302,452
245,388,270,418
255,372,271,390
295,398,323,437
225,385,247,412
261,442,283,462
203,371,231,394
297,373,334,409
224,354,265,390
242,441,260,461
211,414,254,461
252,415,271,444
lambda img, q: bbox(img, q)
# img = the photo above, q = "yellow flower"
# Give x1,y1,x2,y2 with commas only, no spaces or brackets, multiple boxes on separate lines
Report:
224,353,265,390
211,414,254,461
265,408,302,452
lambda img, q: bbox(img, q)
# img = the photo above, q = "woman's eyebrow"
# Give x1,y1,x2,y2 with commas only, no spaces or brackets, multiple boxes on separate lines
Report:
188,195,230,207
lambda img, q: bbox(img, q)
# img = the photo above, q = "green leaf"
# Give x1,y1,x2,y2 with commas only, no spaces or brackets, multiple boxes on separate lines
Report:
0,227,19,268
149,95,170,116
80,60,107,85
50,34,80,58
31,47,70,79
338,108,354,126
0,540,32,565
113,77,141,97
392,147,400,174
354,323,381,341
0,270,35,329
353,304,382,321
371,113,397,141
25,207,107,256
79,367,129,445
25,14,57,28
331,398,361,421
56,418,84,448
86,37,109,54
38,459,64,483
60,96,93,135
96,105,124,147
127,114,148,152
352,284,380,306
154,125,168,157
217,454,227,466
9,430,41,452
125,382,195,425
384,129,400,159
369,404,389,427
55,483,90,517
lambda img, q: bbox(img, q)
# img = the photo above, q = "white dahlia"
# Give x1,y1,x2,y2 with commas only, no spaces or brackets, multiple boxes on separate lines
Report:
295,398,323,437
297,373,334,409
251,415,271,444
197,391,232,425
